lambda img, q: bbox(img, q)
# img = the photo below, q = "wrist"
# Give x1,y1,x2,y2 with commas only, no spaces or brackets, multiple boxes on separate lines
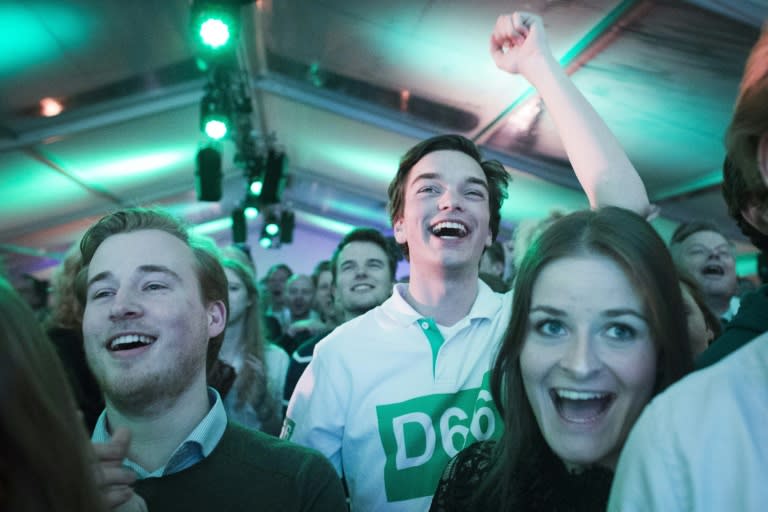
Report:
519,51,561,86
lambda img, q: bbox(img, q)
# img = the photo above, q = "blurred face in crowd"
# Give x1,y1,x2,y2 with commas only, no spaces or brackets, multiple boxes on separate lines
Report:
335,241,394,320
286,275,314,320
676,231,737,302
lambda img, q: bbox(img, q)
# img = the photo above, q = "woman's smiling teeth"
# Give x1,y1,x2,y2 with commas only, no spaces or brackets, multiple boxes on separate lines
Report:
108,334,156,351
431,221,468,238
550,388,616,424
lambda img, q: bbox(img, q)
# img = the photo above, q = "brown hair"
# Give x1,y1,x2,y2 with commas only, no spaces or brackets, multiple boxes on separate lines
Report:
46,243,84,331
387,134,510,259
479,207,693,508
75,207,229,371
221,257,281,434
723,26,768,253
0,278,105,511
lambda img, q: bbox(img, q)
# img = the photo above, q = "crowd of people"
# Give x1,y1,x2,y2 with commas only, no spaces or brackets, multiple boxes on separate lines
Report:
2,10,766,512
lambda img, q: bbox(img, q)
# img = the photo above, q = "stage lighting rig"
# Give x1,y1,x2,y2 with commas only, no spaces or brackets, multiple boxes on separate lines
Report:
195,144,223,201
191,1,239,57
200,83,230,140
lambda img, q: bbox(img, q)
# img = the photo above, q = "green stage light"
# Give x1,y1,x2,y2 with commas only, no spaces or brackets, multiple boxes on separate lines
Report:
200,85,230,140
259,236,272,249
245,206,259,219
249,180,263,195
191,2,238,54
203,117,228,139
199,17,230,49
265,222,279,237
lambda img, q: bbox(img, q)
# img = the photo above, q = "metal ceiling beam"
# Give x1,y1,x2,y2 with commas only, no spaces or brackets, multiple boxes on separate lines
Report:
0,81,204,153
472,0,648,145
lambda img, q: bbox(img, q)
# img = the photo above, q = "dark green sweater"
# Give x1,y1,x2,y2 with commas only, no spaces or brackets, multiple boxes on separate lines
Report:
696,284,768,369
135,423,347,511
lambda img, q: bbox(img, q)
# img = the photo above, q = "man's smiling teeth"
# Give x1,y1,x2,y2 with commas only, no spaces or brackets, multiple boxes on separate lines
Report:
431,221,468,238
702,264,724,276
351,284,373,291
109,334,156,351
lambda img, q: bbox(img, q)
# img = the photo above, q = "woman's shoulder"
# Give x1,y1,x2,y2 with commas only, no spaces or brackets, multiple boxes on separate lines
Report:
430,441,497,512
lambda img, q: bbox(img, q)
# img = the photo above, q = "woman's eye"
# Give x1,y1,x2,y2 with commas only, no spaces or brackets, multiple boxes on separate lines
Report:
144,283,167,291
536,319,566,336
91,289,113,299
466,189,485,198
606,324,636,340
417,185,437,194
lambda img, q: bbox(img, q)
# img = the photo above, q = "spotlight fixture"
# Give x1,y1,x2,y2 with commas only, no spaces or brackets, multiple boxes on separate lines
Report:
195,145,223,201
258,149,286,206
259,210,281,249
279,209,295,244
190,1,239,53
200,84,230,140
231,207,247,243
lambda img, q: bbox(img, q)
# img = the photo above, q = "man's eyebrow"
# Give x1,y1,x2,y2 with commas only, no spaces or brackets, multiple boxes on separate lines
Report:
411,172,489,189
137,265,182,282
86,265,182,289
87,271,113,289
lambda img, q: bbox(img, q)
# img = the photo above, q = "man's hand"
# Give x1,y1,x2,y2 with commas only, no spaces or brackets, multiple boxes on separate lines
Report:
489,12,552,76
92,427,147,511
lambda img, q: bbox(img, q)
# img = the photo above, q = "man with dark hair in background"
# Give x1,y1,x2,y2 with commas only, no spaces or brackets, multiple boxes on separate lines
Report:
283,227,397,406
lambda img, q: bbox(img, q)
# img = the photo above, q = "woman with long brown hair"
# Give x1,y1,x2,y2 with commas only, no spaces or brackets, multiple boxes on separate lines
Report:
0,277,106,511
218,257,287,434
431,207,693,511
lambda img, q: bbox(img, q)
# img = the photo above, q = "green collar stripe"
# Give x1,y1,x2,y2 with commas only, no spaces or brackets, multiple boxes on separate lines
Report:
417,317,444,378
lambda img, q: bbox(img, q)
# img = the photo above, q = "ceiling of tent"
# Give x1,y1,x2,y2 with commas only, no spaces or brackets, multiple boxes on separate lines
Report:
1,0,766,282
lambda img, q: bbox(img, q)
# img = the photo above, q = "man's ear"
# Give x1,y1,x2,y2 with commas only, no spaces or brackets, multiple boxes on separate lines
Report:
740,203,767,234
758,133,768,187
393,218,406,244
207,300,227,339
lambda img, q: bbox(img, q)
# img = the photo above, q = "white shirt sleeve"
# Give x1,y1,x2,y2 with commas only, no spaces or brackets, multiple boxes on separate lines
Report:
282,344,347,476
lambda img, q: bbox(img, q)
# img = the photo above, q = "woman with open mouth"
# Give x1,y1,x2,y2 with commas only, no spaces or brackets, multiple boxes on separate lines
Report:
430,207,693,511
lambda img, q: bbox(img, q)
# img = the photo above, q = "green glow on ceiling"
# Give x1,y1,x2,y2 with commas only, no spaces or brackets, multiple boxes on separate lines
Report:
299,211,356,236
76,149,189,182
190,216,232,236
321,146,396,183
0,5,91,76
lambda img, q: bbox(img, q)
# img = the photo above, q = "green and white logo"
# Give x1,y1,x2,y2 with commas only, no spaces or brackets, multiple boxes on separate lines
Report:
376,373,500,502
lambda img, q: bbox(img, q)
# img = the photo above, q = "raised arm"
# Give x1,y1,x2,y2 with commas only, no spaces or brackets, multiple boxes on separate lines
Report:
490,12,651,217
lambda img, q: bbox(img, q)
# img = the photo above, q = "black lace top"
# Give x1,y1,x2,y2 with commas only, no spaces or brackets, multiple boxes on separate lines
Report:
430,441,615,512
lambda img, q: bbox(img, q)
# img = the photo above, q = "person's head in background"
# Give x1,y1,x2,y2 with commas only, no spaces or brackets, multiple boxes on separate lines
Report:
669,221,738,317
264,264,293,312
330,227,397,322
221,244,255,274
286,274,315,322
512,210,567,272
723,26,768,254
311,260,337,323
480,240,506,279
678,272,720,356
220,257,280,434
484,207,692,506
221,257,265,357
46,243,84,331
0,277,105,512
